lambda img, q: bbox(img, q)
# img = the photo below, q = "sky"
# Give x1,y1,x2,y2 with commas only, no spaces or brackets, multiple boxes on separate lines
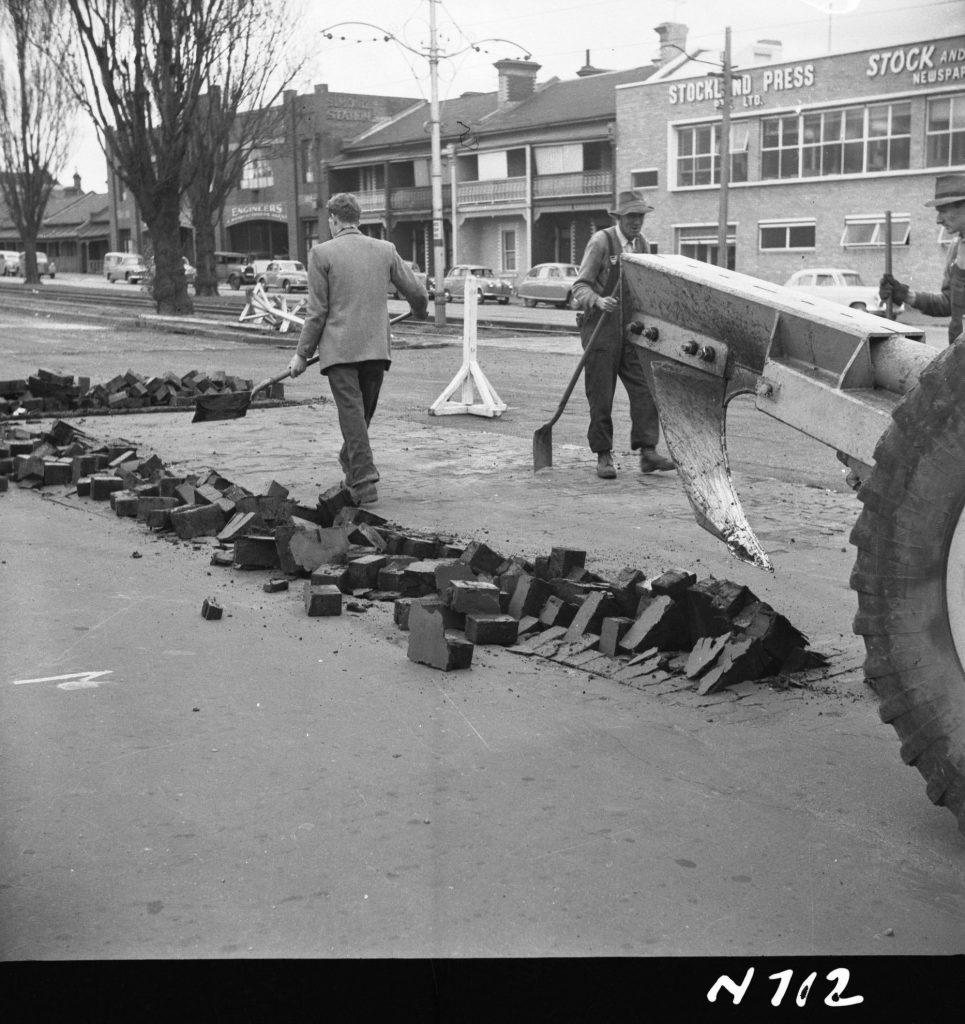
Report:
64,0,964,193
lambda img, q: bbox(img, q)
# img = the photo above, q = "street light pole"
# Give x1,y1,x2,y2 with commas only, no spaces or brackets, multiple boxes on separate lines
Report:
717,25,732,269
428,0,447,325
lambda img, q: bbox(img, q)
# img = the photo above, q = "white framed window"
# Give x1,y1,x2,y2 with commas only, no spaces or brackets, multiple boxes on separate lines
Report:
759,220,816,251
241,149,273,190
501,229,517,272
675,124,748,186
926,93,965,168
630,168,659,189
841,215,911,248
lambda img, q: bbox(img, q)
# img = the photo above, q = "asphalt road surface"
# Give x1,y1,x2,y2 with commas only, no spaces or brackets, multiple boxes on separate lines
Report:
0,282,961,1009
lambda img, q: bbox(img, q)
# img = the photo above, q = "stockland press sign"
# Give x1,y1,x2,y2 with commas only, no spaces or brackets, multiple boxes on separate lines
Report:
225,202,287,226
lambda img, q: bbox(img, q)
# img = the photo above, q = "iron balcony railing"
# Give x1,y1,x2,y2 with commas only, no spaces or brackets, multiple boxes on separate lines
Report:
533,169,613,198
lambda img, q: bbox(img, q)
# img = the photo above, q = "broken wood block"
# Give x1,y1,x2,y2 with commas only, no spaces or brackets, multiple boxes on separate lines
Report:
315,483,354,527
201,597,223,620
550,636,601,665
610,568,647,616
263,578,290,593
276,525,350,574
508,575,554,620
510,624,568,655
732,600,809,671
548,547,586,579
217,510,262,543
538,595,578,629
650,569,697,599
684,634,731,679
599,616,634,658
407,602,474,670
696,636,767,695
618,595,689,653
684,577,756,641
233,534,280,569
458,540,506,576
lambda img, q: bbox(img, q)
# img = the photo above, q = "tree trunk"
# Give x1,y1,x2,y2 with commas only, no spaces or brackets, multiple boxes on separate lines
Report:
148,190,193,315
193,201,219,297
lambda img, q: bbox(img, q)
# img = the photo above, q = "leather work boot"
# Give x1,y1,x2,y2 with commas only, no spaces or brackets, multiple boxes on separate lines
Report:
596,452,617,479
639,447,675,473
351,484,379,506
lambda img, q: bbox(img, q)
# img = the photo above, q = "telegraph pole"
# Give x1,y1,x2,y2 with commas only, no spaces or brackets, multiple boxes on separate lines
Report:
428,0,447,325
717,25,732,269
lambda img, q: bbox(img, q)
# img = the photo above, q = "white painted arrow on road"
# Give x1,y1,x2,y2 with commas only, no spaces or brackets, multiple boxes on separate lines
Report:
12,671,113,690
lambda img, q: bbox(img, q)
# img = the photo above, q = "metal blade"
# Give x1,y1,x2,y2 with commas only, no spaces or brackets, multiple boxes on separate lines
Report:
648,356,773,571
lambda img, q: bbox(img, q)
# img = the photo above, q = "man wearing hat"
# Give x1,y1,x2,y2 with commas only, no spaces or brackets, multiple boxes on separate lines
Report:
880,173,965,346
572,190,675,478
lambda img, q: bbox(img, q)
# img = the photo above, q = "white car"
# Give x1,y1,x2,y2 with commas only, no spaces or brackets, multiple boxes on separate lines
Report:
783,268,894,318
261,259,307,292
0,250,20,276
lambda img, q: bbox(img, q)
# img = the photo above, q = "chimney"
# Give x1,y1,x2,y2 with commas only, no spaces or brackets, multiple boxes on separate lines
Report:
576,49,607,77
494,58,541,106
72,171,82,192
655,22,688,65
752,38,783,64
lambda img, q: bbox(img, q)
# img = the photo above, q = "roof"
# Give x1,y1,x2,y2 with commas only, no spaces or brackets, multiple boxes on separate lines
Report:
336,63,659,159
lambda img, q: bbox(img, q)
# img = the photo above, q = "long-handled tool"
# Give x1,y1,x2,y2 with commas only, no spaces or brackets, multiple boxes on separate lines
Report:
533,310,610,470
884,209,895,320
192,311,412,423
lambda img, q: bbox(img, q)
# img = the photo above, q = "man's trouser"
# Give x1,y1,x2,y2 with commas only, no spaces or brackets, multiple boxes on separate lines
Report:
581,318,659,453
326,360,386,489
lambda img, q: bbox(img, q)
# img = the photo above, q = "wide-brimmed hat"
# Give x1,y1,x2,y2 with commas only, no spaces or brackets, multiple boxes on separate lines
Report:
925,173,965,207
608,190,654,217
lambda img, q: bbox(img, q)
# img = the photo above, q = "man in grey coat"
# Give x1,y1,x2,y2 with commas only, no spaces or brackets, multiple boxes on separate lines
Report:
289,193,428,506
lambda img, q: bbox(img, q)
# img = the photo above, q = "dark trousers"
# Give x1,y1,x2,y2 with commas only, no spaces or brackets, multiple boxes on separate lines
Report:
582,318,660,453
326,360,386,489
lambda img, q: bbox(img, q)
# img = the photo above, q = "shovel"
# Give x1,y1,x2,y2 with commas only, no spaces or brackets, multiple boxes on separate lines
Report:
533,309,610,471
884,210,895,320
192,310,413,423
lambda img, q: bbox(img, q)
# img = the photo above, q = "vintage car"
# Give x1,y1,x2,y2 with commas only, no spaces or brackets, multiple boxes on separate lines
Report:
17,251,56,278
261,259,308,292
213,251,256,290
105,253,147,283
441,265,512,304
515,263,580,308
782,268,896,318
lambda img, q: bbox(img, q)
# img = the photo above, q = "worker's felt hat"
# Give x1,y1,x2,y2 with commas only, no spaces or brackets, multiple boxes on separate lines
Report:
925,173,965,207
608,190,655,217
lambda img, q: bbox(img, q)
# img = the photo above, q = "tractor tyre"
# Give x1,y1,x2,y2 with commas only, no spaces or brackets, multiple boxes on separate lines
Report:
851,341,965,833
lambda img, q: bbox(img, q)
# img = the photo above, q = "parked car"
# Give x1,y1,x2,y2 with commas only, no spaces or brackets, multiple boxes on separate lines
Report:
261,259,308,292
18,251,56,278
442,265,512,304
516,263,581,309
213,251,256,290
0,250,20,276
105,253,147,283
389,260,435,299
782,268,895,318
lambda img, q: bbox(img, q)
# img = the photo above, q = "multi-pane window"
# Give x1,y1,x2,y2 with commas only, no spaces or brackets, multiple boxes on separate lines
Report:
759,221,816,250
501,229,517,272
300,139,315,184
926,93,965,167
762,102,910,179
841,215,911,248
240,149,273,190
676,124,748,186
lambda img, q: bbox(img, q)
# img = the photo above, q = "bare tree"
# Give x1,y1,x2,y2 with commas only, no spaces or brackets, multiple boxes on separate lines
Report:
0,0,78,285
64,0,228,314
188,5,305,297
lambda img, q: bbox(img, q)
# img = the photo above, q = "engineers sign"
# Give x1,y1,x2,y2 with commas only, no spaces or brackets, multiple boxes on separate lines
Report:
225,202,287,226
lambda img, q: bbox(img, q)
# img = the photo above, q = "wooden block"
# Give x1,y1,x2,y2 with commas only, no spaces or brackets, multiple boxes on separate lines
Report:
538,595,578,629
445,579,501,615
564,591,617,640
618,595,689,653
684,634,731,679
650,568,697,598
465,613,518,646
458,540,505,575
511,623,568,654
304,583,342,617
201,597,223,620
347,553,388,589
548,547,586,579
311,563,350,591
406,602,473,671
599,616,634,658
233,534,280,569
263,578,290,593
507,575,553,620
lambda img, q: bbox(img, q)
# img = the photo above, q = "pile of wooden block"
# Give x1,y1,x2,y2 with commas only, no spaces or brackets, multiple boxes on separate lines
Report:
0,367,259,415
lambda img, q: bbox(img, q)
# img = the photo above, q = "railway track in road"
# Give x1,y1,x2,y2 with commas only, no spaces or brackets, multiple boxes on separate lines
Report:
0,281,577,338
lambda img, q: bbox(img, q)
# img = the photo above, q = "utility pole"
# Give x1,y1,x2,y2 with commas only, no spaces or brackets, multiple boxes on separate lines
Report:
428,0,447,325
717,26,732,269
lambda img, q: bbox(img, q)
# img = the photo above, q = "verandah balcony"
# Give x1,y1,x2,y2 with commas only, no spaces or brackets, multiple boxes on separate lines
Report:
532,169,613,199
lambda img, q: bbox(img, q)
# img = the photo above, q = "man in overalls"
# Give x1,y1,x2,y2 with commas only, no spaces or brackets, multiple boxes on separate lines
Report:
880,173,965,346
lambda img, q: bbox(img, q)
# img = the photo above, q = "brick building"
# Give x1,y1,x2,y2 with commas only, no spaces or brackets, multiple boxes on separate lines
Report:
615,29,965,288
